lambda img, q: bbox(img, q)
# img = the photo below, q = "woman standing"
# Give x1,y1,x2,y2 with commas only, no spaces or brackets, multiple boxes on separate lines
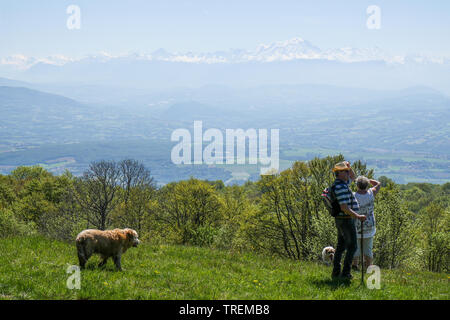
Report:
352,176,381,270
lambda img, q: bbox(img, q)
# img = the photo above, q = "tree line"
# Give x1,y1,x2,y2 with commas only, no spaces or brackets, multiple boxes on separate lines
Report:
0,155,448,273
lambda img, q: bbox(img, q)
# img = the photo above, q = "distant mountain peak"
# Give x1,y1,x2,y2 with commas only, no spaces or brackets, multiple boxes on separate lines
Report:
151,48,171,57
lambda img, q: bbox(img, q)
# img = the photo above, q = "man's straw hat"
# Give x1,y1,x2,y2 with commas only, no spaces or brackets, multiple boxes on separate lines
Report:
332,161,350,172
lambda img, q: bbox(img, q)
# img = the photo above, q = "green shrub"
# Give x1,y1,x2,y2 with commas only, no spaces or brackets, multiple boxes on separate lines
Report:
189,225,218,247
0,209,36,237
373,186,414,269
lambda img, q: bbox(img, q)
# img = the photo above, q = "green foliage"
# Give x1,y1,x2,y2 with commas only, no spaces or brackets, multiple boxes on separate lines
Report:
417,203,450,272
188,225,218,247
0,176,16,208
110,188,157,235
442,182,450,194
378,176,395,188
0,156,447,275
10,166,52,181
373,185,414,269
155,178,224,245
0,208,36,237
212,185,256,251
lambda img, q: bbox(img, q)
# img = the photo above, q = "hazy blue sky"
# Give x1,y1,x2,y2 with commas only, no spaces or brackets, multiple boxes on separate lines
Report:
1,0,449,58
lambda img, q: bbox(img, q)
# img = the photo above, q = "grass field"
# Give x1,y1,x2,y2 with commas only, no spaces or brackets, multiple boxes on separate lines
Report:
0,237,448,300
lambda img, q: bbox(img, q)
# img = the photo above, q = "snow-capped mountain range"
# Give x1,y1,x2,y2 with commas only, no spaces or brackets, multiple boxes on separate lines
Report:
1,37,448,70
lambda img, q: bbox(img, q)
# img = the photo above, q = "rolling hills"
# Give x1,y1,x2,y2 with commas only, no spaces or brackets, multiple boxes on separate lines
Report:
0,83,448,184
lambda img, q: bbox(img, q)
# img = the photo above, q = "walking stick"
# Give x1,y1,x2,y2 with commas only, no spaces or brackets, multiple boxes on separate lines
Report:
360,220,364,286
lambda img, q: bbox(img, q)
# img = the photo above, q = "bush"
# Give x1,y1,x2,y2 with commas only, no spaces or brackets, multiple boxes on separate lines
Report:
373,186,413,269
0,209,36,238
212,224,237,250
38,208,85,242
189,225,218,247
418,203,450,272
156,178,223,246
310,211,337,260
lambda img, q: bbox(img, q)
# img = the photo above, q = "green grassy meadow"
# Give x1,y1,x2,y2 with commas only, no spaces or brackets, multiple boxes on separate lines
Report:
0,237,448,300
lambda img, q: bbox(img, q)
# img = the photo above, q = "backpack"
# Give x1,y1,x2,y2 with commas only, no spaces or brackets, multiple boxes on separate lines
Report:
321,183,341,217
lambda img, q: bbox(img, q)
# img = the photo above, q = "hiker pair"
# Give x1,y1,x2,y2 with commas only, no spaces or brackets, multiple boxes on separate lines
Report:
323,161,381,280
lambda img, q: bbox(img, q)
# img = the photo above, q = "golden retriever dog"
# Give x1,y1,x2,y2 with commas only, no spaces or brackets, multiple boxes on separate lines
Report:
322,246,335,266
76,228,140,271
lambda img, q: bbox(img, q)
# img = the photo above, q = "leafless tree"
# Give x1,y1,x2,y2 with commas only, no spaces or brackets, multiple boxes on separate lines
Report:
115,159,156,233
119,159,155,205
74,160,120,230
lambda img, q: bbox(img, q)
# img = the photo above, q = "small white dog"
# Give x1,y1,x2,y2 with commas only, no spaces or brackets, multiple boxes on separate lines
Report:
322,246,335,265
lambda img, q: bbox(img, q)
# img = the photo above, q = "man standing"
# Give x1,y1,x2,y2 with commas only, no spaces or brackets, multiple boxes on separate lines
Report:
331,161,366,280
